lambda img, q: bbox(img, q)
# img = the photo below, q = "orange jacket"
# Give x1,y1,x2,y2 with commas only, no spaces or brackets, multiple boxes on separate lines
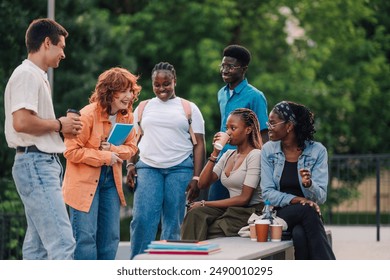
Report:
62,102,137,212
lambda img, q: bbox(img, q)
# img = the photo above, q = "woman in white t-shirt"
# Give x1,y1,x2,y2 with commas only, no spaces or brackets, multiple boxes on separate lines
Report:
128,62,206,259
181,108,263,241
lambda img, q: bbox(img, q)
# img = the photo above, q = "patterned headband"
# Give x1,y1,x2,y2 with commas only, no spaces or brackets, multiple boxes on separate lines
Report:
274,101,297,124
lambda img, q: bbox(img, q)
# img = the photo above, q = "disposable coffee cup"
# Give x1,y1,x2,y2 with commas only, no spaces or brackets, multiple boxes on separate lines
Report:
270,224,283,242
63,108,81,138
255,219,270,242
66,108,81,118
213,132,230,150
249,224,257,241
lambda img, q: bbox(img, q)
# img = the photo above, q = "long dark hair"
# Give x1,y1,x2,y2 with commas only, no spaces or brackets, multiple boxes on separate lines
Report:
230,108,262,149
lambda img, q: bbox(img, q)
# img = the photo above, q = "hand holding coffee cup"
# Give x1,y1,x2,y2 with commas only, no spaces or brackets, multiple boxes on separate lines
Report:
213,132,230,150
62,108,82,138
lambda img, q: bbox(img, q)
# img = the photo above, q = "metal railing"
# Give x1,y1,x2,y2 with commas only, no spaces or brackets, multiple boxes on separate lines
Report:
325,154,390,241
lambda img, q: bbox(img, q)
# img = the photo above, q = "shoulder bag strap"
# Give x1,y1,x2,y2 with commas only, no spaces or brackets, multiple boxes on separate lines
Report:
180,98,197,145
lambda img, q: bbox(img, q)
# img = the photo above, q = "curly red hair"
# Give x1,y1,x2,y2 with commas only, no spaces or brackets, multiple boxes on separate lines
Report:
89,67,142,114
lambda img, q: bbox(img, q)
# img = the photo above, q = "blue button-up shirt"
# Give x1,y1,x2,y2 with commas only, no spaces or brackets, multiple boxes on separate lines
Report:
218,78,268,153
260,140,329,207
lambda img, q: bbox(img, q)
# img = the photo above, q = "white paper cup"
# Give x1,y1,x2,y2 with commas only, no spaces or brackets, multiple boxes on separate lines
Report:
213,132,230,150
270,224,283,242
249,224,257,241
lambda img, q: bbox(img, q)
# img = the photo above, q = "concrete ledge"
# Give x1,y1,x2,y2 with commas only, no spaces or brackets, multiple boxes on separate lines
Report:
130,237,294,260
116,229,332,260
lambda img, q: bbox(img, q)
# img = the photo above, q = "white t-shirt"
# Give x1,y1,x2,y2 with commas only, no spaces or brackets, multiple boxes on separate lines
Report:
4,59,65,153
134,97,205,168
213,149,263,206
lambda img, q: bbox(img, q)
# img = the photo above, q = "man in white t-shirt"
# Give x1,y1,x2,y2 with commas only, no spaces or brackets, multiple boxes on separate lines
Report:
4,18,82,259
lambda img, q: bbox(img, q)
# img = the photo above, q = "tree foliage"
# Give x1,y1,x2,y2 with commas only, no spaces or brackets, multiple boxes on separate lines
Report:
0,0,389,211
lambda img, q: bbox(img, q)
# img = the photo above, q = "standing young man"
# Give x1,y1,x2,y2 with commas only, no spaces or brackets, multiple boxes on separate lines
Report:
208,45,269,201
4,18,82,259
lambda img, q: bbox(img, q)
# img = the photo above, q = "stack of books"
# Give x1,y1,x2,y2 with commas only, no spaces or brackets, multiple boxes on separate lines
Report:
145,240,221,255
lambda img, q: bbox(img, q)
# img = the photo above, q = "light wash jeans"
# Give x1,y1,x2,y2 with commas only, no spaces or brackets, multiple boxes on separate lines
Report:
69,166,120,260
12,152,75,259
130,156,193,259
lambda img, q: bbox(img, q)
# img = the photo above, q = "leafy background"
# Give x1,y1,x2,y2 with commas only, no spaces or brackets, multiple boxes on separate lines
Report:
0,0,389,251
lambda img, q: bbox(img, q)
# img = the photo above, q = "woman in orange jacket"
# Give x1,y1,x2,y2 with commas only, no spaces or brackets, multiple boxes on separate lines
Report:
62,67,141,259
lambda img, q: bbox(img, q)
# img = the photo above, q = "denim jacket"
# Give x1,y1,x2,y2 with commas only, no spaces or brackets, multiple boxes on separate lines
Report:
260,140,328,207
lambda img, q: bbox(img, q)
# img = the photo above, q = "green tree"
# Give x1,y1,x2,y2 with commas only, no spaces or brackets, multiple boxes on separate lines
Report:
1,0,389,240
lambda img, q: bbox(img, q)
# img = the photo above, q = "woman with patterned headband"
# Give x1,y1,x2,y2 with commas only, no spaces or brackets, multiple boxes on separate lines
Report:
260,101,335,260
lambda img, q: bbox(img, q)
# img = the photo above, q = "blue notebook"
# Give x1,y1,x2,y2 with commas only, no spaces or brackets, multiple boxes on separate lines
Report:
148,240,219,251
107,123,134,146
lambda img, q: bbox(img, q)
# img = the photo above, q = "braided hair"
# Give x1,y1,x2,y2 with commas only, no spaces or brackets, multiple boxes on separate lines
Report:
272,101,315,150
230,108,262,149
151,62,176,79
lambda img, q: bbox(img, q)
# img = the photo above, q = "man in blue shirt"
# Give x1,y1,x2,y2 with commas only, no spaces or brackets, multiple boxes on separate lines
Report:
208,45,269,200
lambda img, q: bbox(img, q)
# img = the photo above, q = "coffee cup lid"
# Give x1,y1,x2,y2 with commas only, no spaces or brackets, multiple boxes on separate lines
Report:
255,219,271,224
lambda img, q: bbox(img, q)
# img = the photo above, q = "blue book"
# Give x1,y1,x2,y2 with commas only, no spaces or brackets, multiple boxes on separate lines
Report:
148,240,219,251
107,123,134,146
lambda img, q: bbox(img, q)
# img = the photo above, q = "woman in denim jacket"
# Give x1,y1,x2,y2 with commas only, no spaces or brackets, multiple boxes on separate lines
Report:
261,101,335,260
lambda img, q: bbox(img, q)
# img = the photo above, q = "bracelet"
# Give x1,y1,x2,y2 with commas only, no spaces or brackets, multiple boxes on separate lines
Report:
192,176,199,181
208,157,216,163
55,119,62,133
126,162,135,169
210,153,218,159
200,200,205,207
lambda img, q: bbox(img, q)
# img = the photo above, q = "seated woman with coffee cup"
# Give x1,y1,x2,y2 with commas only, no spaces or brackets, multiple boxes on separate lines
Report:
181,108,264,241
260,101,335,260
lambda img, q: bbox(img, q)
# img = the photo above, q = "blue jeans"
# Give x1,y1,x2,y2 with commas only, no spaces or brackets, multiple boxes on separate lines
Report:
130,156,193,259
69,166,120,260
12,152,75,259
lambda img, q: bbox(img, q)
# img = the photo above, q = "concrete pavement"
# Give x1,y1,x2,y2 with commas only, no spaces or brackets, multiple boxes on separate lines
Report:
326,225,390,260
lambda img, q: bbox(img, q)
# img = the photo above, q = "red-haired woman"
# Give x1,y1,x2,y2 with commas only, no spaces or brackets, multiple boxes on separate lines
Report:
62,67,141,259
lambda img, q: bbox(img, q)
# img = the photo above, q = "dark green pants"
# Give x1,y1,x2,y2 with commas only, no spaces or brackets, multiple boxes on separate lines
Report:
181,204,263,241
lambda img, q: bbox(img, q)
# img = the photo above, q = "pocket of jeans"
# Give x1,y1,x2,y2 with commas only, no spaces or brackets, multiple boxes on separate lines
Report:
12,160,34,197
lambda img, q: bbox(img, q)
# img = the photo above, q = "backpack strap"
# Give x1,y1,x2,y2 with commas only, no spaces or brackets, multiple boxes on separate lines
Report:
135,99,149,145
180,98,197,145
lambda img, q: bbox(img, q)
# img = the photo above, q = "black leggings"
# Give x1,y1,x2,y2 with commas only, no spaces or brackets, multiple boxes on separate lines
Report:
277,204,335,260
